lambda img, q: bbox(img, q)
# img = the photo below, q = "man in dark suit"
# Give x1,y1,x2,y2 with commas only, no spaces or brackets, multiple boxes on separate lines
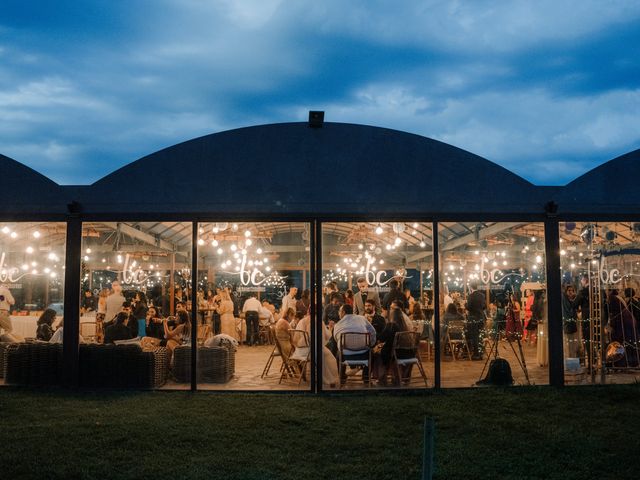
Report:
353,277,381,316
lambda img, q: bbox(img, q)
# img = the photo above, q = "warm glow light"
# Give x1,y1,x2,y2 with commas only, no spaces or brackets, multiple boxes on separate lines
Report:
256,248,262,254
33,231,41,238
419,241,426,248
84,255,89,261
245,239,252,246
1,227,9,234
394,237,401,246
10,232,17,239
217,248,223,255
375,225,383,235
212,239,219,247
197,239,204,246
244,230,251,237
230,244,237,251
26,246,34,254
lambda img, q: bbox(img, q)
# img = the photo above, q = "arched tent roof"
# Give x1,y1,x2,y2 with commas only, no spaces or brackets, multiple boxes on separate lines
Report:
0,153,67,216
79,122,547,216
557,148,640,216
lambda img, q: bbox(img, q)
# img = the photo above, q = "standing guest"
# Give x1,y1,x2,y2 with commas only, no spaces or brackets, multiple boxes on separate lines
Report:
363,298,386,337
104,312,134,344
281,286,298,318
242,294,262,346
36,308,57,341
296,289,311,318
608,289,639,367
533,290,548,366
344,289,354,307
465,283,486,360
0,283,15,334
522,289,534,341
211,288,222,335
96,288,109,343
562,285,579,357
104,281,125,324
132,291,149,337
218,290,236,339
404,288,416,315
382,279,408,314
353,277,381,316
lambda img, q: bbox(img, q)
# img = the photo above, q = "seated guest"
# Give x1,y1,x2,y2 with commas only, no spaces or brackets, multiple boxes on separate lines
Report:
274,313,293,358
363,298,386,337
296,314,339,387
104,312,134,344
322,293,342,326
36,308,57,341
49,320,85,344
280,308,297,327
333,304,377,384
374,306,414,385
144,307,164,340
164,310,191,359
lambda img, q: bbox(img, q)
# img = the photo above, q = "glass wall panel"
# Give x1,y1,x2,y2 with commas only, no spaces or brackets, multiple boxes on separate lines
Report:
0,222,66,386
196,222,311,390
80,221,192,390
438,222,548,387
560,222,640,385
322,222,434,390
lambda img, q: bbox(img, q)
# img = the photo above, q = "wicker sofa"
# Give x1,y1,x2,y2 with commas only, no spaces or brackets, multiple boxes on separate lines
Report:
1,341,169,389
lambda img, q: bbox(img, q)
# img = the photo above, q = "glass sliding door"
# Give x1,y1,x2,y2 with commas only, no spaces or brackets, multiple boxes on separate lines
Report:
321,222,434,390
438,222,549,387
80,221,192,390
196,222,311,390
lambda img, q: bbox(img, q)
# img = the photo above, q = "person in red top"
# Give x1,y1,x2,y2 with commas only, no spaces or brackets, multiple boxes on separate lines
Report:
523,289,534,341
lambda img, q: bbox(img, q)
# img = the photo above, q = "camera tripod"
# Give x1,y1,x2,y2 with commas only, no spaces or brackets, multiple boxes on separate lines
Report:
478,295,531,385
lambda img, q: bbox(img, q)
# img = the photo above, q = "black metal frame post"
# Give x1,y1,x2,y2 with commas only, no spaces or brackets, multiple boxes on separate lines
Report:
544,218,564,386
313,220,323,393
62,216,82,387
309,221,319,393
432,221,441,389
191,222,198,391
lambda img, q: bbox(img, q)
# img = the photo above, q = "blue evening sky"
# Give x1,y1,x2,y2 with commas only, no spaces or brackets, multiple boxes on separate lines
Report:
1,1,639,185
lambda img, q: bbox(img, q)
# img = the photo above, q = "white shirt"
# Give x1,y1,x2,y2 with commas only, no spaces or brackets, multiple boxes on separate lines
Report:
258,305,274,326
281,294,297,315
242,297,261,313
333,314,377,350
0,285,15,311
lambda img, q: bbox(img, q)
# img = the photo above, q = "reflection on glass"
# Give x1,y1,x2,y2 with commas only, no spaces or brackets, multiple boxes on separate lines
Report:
560,222,640,385
322,222,434,390
79,222,192,389
196,222,310,390
438,222,548,387
0,222,66,386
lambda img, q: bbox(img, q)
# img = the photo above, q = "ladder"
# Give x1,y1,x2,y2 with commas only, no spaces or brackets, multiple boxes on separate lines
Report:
587,255,605,383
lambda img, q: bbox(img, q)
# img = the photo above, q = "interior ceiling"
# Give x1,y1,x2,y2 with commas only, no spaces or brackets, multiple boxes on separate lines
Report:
3,221,637,267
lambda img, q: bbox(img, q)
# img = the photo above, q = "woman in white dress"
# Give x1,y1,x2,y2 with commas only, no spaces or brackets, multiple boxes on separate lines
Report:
218,290,237,340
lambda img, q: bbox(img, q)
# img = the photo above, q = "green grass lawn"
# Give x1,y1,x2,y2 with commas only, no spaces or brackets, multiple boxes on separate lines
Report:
1,385,639,480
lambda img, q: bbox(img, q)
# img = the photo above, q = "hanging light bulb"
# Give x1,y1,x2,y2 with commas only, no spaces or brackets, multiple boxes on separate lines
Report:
375,224,383,235
197,239,205,246
394,237,402,246
419,240,426,248
33,231,41,238
212,239,219,247
26,246,34,254
245,239,252,246
244,230,251,237
256,248,263,254
1,227,9,234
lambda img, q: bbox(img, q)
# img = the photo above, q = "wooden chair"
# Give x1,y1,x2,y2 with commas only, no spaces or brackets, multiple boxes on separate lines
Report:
338,332,372,388
288,329,311,385
261,325,281,378
392,331,429,387
446,319,472,361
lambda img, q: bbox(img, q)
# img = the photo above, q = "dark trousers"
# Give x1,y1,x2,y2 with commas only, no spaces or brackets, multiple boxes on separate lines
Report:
213,313,221,335
245,311,259,346
466,315,483,358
